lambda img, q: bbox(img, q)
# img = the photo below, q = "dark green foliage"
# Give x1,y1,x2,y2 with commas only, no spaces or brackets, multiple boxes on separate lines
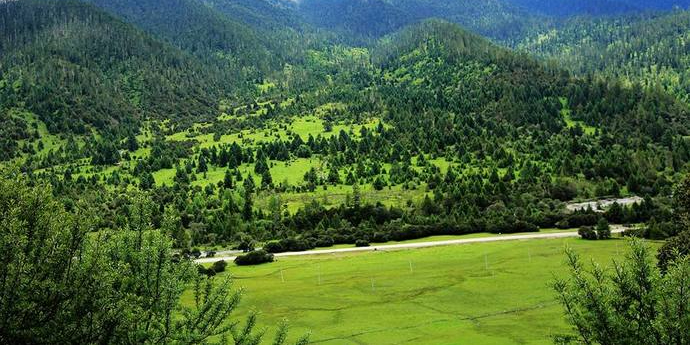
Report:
578,226,597,240
264,238,315,253
506,0,638,17
234,250,275,266
85,0,279,73
91,139,120,165
673,174,690,227
578,219,611,240
554,240,690,345
0,173,305,344
596,218,611,239
658,231,690,272
0,110,32,160
299,0,542,41
212,259,228,273
355,239,370,247
3,1,690,267
656,175,690,270
236,232,256,252
520,11,690,106
0,0,238,139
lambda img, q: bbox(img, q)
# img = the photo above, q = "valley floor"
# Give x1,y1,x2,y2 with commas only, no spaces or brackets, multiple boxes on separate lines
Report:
187,233,653,344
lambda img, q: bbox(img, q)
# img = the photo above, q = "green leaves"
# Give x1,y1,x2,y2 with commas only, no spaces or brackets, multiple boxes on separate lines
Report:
0,174,309,344
554,239,690,344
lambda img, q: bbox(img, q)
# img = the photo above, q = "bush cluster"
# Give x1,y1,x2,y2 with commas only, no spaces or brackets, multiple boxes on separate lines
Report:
234,250,274,266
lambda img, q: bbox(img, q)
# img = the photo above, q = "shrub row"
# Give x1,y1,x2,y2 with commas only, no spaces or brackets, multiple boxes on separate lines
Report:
234,250,274,266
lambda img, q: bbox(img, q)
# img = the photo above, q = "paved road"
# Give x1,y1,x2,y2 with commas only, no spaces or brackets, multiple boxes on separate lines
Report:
195,225,627,263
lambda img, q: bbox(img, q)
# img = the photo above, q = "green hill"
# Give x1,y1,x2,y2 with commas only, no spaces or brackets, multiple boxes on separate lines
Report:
0,0,241,158
85,0,282,72
518,10,690,104
297,0,543,41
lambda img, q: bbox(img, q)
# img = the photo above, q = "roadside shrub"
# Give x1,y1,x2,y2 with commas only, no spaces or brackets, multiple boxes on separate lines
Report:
314,236,334,248
355,239,370,247
197,265,216,277
234,250,274,266
235,233,256,252
264,238,314,253
371,232,389,243
567,212,600,228
555,219,570,229
578,226,597,240
596,219,611,239
622,227,645,238
190,248,201,258
263,241,283,253
211,260,227,273
657,231,690,271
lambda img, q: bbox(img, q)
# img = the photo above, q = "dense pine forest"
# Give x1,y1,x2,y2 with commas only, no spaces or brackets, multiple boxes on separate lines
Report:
2,0,690,343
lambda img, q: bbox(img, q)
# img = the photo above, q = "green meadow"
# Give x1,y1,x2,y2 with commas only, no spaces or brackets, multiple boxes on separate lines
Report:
190,236,656,344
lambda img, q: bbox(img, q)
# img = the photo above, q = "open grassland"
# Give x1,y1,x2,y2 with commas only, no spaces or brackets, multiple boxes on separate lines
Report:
168,116,382,149
187,237,658,344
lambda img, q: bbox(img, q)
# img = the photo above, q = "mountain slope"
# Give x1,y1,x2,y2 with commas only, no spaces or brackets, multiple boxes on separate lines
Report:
200,0,316,64
518,10,690,104
84,0,281,73
362,20,689,158
505,0,638,16
202,0,303,31
297,0,542,41
0,0,231,151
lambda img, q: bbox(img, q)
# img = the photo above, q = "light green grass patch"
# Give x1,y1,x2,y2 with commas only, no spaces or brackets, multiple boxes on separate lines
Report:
560,97,596,135
257,183,428,214
153,168,177,186
14,110,68,156
257,80,276,94
188,237,657,344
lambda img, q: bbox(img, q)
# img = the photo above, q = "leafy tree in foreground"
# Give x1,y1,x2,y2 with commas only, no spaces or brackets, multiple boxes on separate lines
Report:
0,172,308,344
553,240,690,345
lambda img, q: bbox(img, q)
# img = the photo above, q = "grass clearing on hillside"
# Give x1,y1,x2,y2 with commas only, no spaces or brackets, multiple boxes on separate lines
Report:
15,110,69,156
256,183,428,213
189,237,656,344
559,97,596,135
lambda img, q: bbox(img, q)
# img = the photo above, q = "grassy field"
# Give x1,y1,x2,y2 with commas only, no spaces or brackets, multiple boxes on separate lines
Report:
186,237,656,344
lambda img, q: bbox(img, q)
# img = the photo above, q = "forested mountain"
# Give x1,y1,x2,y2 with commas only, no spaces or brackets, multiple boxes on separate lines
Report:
1,0,689,259
200,0,322,63
619,0,690,10
84,0,286,72
4,0,690,343
503,0,690,17
519,10,690,104
202,0,304,30
504,0,639,16
0,0,239,159
295,0,690,43
297,0,543,41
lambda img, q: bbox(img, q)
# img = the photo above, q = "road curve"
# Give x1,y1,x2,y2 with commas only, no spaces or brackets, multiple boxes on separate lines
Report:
195,226,627,264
